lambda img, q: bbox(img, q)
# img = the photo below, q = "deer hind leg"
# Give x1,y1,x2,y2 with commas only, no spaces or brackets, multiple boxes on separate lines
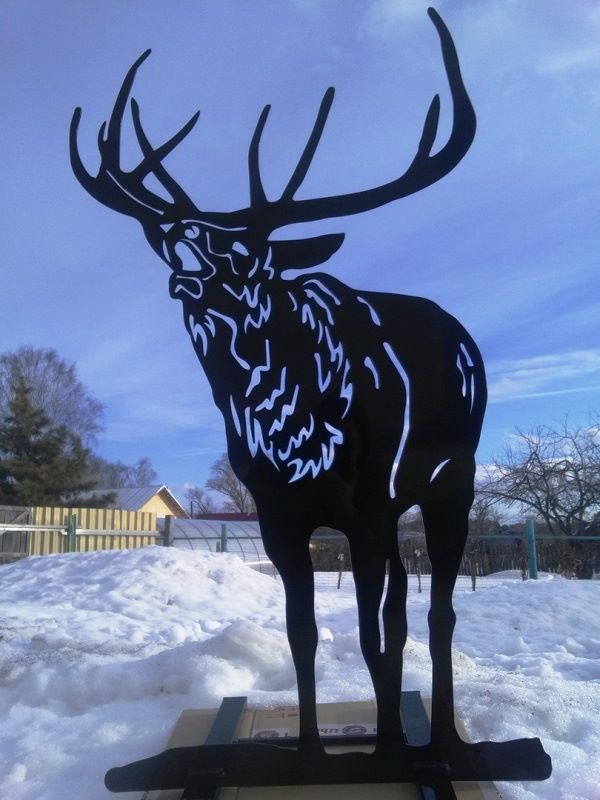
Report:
421,488,471,749
380,543,409,748
349,534,408,750
260,525,322,754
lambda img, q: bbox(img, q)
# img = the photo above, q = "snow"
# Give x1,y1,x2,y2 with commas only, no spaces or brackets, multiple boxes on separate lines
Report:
1,547,599,800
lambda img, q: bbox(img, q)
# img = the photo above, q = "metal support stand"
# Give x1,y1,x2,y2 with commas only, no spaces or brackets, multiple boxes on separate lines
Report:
182,696,247,800
105,692,551,798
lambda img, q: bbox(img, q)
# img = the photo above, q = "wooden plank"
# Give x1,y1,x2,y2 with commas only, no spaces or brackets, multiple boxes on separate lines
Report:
30,505,156,532
0,530,27,553
28,529,63,556
0,506,31,524
3,508,158,559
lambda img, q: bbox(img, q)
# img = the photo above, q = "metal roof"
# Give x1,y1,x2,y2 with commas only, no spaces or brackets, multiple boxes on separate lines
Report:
158,517,266,562
99,485,187,515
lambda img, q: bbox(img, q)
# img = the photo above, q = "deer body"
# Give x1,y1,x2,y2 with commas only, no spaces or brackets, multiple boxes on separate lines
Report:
173,255,486,747
173,263,484,514
71,8,486,755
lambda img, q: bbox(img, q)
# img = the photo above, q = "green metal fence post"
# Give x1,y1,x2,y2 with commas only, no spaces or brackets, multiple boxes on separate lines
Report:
67,513,77,553
525,518,538,579
220,523,228,553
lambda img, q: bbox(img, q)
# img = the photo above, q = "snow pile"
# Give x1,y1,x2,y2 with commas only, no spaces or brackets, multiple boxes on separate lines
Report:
1,546,599,799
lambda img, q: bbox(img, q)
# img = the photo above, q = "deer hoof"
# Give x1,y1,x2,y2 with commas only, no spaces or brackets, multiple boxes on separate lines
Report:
297,735,326,760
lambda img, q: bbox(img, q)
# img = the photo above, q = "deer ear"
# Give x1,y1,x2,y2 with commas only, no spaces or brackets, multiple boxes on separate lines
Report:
268,233,345,270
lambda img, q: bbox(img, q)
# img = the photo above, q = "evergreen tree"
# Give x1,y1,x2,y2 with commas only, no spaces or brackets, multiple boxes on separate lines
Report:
0,378,111,506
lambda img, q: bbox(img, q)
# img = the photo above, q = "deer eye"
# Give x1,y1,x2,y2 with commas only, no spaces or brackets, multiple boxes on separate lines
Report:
232,241,249,256
184,225,200,240
174,241,203,271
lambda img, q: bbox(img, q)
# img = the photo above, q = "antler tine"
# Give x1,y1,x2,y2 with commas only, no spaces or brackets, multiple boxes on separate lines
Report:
102,49,152,164
417,94,441,160
426,7,475,168
69,107,99,195
130,98,200,213
280,86,335,202
70,50,201,224
248,104,271,207
131,105,200,178
268,7,475,228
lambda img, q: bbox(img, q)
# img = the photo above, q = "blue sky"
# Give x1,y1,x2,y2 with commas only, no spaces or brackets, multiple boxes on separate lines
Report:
1,0,599,503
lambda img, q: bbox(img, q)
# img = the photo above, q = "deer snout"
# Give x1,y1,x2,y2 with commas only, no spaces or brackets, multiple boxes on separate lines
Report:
169,272,204,300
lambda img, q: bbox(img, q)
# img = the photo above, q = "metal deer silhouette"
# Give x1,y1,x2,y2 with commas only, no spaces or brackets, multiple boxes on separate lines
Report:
71,8,486,758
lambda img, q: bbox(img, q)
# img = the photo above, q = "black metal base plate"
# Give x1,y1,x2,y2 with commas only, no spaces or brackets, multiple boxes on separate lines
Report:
105,697,551,793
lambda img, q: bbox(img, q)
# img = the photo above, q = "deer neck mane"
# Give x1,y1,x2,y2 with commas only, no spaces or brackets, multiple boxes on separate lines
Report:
187,274,355,483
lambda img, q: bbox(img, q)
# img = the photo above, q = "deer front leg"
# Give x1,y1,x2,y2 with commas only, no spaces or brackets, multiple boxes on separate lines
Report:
349,535,407,752
260,523,322,755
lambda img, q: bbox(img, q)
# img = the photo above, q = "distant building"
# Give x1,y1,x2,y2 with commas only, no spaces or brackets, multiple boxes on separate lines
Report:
158,515,266,563
94,486,188,518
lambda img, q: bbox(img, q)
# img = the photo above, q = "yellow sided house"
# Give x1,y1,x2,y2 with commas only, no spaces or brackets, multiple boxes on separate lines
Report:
101,485,188,519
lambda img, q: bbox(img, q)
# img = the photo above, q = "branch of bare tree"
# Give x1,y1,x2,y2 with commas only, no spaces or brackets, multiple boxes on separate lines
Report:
478,414,600,536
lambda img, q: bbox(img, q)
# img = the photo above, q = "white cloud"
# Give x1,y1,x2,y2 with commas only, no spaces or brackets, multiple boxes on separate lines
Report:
531,3,600,76
364,0,430,32
104,396,222,443
470,1,600,79
536,43,600,76
362,0,600,81
289,0,335,11
487,349,600,402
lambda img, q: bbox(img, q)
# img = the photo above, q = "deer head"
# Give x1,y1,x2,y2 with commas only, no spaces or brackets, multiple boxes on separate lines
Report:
70,8,475,302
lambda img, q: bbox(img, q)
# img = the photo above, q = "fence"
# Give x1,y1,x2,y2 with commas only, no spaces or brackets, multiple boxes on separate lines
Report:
161,517,600,583
307,530,531,583
0,504,157,560
3,506,599,582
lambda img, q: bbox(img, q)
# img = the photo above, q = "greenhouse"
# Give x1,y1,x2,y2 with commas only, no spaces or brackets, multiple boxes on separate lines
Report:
158,517,268,565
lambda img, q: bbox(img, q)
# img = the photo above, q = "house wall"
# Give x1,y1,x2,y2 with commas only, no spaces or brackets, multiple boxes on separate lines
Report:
139,493,187,518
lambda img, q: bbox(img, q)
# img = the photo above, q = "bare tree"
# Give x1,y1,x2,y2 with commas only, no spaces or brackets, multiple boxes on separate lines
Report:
0,347,104,444
469,493,503,535
185,485,219,516
124,456,157,486
87,455,158,488
206,454,256,514
479,415,600,536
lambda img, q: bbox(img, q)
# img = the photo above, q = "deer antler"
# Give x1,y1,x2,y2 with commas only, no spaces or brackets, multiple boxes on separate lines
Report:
250,7,475,231
72,8,475,241
247,86,335,219
279,87,336,202
70,49,201,228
